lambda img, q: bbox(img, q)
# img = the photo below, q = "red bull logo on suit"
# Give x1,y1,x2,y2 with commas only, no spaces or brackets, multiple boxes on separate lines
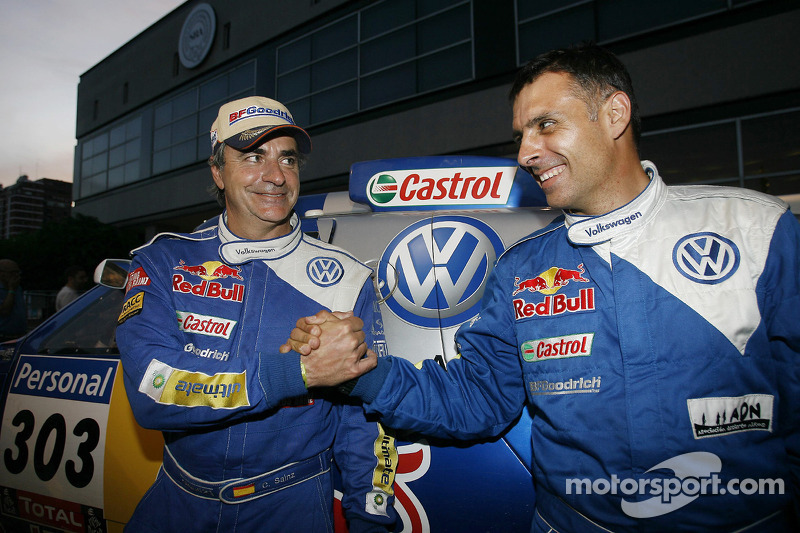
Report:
512,263,589,296
512,264,594,320
174,260,243,281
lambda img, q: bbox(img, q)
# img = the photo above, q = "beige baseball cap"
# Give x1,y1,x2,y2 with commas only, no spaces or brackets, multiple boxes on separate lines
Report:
209,96,311,155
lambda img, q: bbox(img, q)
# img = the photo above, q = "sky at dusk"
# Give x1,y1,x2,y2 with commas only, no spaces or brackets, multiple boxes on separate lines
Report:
0,1,186,188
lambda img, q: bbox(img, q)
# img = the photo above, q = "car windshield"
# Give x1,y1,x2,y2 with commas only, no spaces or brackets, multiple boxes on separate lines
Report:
37,289,124,355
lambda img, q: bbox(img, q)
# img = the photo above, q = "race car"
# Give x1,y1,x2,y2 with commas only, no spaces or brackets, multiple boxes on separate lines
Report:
0,156,555,532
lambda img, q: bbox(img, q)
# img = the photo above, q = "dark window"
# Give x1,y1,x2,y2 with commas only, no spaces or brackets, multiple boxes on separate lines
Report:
151,62,256,177
640,108,800,195
741,110,800,195
742,110,800,177
640,122,739,185
597,0,727,41
516,0,766,65
277,0,473,126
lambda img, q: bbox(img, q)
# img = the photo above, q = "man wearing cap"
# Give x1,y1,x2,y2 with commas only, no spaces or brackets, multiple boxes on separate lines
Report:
116,96,397,532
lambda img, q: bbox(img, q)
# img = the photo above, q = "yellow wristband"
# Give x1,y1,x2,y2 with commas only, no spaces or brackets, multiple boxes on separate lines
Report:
299,359,308,389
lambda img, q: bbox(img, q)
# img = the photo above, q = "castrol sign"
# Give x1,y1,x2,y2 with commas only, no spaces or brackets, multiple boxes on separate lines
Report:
347,156,547,211
366,166,516,208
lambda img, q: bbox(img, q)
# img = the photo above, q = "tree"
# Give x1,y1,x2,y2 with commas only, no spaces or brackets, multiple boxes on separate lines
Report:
0,215,144,291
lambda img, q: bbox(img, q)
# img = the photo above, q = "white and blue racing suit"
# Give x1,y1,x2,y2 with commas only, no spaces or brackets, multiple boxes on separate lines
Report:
350,162,800,532
117,213,396,533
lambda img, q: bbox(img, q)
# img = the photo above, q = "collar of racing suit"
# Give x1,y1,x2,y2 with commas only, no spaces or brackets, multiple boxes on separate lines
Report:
564,160,664,245
216,211,303,264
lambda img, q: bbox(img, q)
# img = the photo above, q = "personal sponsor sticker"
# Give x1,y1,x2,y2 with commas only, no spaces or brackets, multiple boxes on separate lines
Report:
118,292,144,324
687,394,773,439
0,355,118,518
521,333,594,362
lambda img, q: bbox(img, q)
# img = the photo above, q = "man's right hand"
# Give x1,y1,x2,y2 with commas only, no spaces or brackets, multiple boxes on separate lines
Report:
279,310,377,387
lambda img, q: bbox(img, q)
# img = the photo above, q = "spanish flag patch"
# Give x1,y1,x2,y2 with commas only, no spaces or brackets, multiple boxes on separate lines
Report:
232,484,255,498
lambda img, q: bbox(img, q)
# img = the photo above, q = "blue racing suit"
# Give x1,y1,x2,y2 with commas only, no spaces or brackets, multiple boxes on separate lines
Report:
117,213,397,533
351,162,800,531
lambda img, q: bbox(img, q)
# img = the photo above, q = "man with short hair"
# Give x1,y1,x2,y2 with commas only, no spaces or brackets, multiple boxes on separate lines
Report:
55,265,88,310
285,44,800,531
117,96,397,532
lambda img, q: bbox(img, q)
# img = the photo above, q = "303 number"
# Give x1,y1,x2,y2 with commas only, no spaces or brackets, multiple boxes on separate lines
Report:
3,409,99,488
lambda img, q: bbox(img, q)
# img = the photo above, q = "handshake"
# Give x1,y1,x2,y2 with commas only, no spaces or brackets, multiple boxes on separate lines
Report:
279,310,376,388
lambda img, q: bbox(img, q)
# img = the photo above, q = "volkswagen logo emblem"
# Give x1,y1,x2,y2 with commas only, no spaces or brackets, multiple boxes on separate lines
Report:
377,216,504,328
307,257,344,287
672,232,740,284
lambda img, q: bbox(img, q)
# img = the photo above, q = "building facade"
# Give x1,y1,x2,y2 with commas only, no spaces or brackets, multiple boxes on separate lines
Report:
0,176,72,239
74,0,800,236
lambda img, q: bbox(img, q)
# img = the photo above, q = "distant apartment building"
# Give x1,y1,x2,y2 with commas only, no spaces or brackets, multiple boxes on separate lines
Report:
0,176,72,239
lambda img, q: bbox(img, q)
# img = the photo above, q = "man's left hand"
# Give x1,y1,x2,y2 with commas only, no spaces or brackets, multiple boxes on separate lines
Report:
280,310,376,387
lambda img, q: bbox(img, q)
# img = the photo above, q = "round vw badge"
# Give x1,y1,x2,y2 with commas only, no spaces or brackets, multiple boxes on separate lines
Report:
377,216,504,328
672,232,740,284
307,257,344,287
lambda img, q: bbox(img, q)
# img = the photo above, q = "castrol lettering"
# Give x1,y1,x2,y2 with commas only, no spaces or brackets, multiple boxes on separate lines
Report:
366,166,516,207
521,333,594,362
399,172,502,201
514,288,595,319
176,311,237,339
172,274,244,302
